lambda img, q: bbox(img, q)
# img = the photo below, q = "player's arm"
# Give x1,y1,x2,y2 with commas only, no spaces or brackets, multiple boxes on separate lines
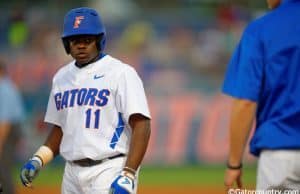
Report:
110,113,150,194
224,98,257,189
125,113,151,171
20,124,63,187
110,67,151,194
43,124,63,157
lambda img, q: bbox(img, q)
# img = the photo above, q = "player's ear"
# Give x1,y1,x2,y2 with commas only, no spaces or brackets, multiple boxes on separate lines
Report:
96,34,105,52
62,38,70,54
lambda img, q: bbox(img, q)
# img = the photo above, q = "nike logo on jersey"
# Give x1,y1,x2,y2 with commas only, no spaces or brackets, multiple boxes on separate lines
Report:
94,74,104,79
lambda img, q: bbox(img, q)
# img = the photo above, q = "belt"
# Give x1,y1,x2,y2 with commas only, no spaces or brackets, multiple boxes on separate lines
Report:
72,153,125,167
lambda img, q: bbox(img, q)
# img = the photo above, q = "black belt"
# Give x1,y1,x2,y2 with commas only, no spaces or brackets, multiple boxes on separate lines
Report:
72,153,125,167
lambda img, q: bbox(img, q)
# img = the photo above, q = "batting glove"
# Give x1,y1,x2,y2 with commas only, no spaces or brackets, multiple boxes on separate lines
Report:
109,171,135,194
20,156,42,187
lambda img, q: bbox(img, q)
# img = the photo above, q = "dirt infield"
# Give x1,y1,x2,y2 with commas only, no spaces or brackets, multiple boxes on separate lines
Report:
17,185,225,194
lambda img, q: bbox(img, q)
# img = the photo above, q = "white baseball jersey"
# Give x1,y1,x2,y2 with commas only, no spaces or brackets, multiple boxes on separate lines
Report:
44,55,151,161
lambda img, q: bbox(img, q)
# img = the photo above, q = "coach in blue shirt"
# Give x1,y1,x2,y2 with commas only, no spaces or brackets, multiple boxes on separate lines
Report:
223,0,300,190
0,60,24,194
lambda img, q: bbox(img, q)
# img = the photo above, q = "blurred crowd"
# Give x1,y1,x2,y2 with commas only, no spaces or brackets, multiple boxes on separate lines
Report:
0,2,256,163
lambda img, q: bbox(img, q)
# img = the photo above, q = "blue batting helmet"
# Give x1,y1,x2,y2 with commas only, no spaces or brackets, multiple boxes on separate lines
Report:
61,7,106,54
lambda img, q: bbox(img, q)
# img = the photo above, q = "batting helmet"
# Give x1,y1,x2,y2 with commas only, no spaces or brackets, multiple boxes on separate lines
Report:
61,7,106,54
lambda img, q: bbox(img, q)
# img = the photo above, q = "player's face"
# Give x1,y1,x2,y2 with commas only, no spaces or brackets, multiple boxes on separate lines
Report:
69,35,99,65
266,0,281,9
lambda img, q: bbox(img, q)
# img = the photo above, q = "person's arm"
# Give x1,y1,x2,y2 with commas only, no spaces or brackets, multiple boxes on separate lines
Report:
32,124,63,166
43,125,63,157
110,114,150,194
20,124,63,187
124,113,151,171
110,67,151,194
224,98,257,190
0,121,11,156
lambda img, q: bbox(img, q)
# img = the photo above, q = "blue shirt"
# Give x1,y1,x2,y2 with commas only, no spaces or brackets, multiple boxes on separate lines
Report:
222,0,300,156
0,77,24,123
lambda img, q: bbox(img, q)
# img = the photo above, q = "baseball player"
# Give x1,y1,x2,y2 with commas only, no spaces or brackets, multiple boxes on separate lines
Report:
20,7,151,194
223,0,300,191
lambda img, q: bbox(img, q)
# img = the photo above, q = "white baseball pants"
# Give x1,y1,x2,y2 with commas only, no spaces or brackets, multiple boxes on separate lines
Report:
61,156,138,194
257,150,300,190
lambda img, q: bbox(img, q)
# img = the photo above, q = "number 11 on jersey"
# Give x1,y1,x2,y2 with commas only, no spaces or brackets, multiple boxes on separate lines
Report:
85,108,100,129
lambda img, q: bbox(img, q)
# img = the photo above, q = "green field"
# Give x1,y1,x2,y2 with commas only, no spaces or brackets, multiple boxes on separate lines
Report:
14,164,257,187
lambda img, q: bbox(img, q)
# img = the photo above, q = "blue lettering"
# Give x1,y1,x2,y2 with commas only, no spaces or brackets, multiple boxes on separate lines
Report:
61,91,69,109
54,88,110,109
69,89,79,107
96,89,110,106
54,93,62,111
77,88,88,106
84,88,98,106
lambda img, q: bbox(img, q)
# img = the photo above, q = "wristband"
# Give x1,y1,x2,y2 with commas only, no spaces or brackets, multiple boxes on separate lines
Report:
227,162,243,170
123,166,136,175
121,170,135,180
34,145,54,166
31,156,43,167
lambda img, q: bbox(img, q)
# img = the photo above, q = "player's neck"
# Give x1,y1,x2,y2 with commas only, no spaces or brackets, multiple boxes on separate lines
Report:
75,53,105,68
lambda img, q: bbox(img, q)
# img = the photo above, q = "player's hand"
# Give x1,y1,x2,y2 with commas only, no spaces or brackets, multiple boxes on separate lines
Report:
20,157,42,187
109,171,135,194
224,168,243,190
